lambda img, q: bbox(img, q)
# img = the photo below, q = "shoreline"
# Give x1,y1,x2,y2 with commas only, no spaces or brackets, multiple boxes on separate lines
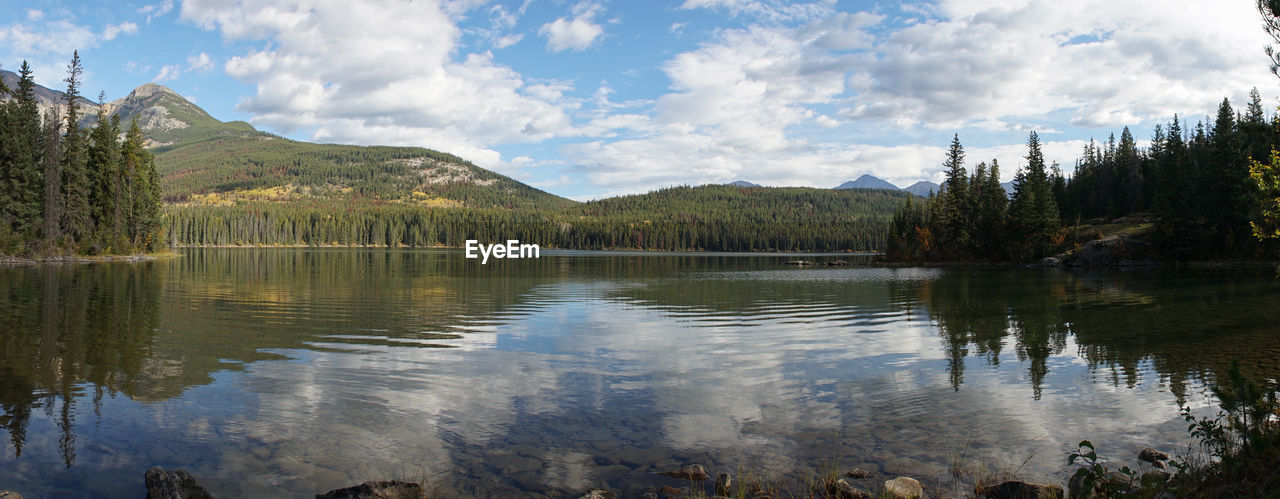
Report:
0,252,181,266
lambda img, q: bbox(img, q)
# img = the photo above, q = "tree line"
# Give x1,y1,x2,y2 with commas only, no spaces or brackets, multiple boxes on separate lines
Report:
0,52,163,256
887,89,1280,262
164,185,906,251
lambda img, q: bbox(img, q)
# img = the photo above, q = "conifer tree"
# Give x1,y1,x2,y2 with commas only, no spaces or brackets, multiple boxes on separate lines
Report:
61,51,93,246
939,134,970,255
88,97,123,248
1009,131,1059,259
0,62,45,242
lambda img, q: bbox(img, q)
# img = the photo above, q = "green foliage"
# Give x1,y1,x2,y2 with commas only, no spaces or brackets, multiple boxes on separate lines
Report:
162,185,906,251
1067,440,1138,497
0,55,163,256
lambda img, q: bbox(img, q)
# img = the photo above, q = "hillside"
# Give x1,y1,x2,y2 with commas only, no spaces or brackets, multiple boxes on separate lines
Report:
167,184,910,250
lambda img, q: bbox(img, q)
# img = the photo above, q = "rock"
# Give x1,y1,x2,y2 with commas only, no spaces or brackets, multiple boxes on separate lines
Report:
144,466,213,499
845,468,872,479
715,473,733,496
1151,459,1168,470
579,489,617,499
883,477,923,499
976,480,1064,498
659,464,710,481
0,491,22,499
1073,234,1151,267
832,478,870,499
1141,470,1171,486
658,485,686,495
1138,447,1170,464
315,480,426,499
826,260,850,266
1033,257,1062,268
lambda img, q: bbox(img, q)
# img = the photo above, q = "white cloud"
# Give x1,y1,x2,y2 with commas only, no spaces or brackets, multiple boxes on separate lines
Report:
679,0,837,23
183,0,580,174
154,64,181,82
137,0,175,24
842,0,1272,131
539,2,605,53
25,9,44,21
0,19,97,56
103,22,139,41
187,52,212,72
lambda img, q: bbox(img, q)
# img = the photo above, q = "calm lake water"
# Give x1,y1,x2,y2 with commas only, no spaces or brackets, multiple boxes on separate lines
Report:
2,249,1279,497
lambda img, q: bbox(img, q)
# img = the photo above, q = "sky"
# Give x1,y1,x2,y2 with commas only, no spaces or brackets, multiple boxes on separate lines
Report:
2,0,1278,200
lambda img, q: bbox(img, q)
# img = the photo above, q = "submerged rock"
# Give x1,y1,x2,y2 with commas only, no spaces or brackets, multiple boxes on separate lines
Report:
976,480,1064,498
832,478,870,499
579,489,617,499
883,477,923,499
658,464,710,481
0,491,22,499
315,480,426,499
715,473,733,496
1138,447,1170,464
1141,470,1172,486
144,467,213,499
844,468,872,479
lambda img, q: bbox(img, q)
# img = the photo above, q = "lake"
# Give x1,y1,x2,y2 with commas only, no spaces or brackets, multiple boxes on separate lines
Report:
1,249,1278,497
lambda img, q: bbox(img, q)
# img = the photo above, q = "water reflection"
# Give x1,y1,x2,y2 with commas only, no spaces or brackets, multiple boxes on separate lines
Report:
1,251,1279,497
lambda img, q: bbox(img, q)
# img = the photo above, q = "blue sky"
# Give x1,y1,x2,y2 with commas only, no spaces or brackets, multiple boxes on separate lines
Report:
2,0,1277,200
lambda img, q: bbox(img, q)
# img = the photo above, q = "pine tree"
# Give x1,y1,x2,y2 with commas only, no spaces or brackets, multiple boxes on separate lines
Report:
0,62,45,244
1009,131,1060,259
121,118,162,250
41,109,62,245
939,134,970,256
61,51,94,247
88,97,123,249
1117,127,1141,213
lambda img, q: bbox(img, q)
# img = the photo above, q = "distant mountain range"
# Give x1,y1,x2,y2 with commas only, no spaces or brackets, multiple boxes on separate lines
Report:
728,180,762,187
827,174,1016,197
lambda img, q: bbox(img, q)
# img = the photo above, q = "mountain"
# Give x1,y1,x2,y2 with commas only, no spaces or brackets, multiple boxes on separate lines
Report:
834,174,899,190
728,180,761,187
902,180,939,197
1001,181,1015,195
1,71,570,210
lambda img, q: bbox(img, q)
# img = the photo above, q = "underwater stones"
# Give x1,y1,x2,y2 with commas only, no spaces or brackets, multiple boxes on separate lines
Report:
315,480,426,499
578,489,617,499
658,464,710,481
882,477,923,499
1137,448,1170,464
0,491,22,499
144,466,213,499
975,480,1064,499
715,473,733,495
844,468,872,479
832,478,870,498
1141,470,1171,486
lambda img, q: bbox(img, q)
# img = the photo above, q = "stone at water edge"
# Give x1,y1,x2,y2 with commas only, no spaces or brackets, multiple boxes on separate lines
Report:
315,480,426,499
144,466,213,499
833,478,870,499
844,468,872,479
1141,470,1172,486
579,489,617,499
1138,447,1170,463
715,473,732,496
658,464,710,481
975,480,1064,499
0,491,22,499
883,476,923,499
